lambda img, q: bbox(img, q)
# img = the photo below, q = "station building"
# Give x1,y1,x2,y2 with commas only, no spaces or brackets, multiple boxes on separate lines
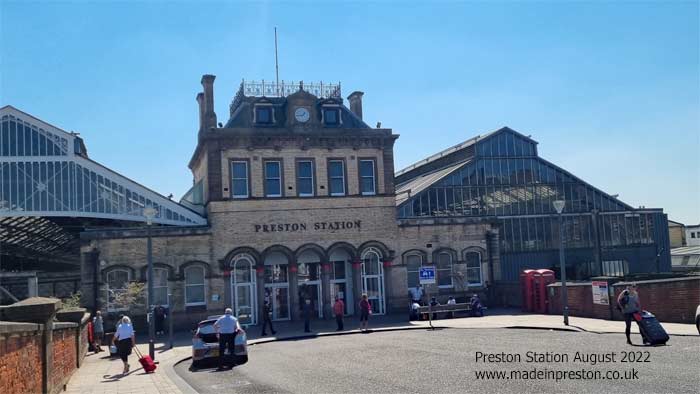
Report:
74,75,671,326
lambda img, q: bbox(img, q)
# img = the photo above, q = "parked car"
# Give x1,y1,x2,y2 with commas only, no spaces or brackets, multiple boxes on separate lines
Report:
191,315,248,368
695,305,699,335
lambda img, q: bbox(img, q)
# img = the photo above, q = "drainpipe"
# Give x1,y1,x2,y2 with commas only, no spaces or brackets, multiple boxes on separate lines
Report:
486,231,495,304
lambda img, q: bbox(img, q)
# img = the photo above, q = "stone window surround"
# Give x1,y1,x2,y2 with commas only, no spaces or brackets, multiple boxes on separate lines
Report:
358,157,377,196
327,157,348,197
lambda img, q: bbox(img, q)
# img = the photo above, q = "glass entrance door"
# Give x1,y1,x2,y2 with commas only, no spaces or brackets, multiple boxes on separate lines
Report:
298,283,322,318
362,249,385,315
265,285,290,321
232,257,256,326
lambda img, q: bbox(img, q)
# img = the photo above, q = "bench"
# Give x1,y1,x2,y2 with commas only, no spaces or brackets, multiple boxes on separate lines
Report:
415,303,487,320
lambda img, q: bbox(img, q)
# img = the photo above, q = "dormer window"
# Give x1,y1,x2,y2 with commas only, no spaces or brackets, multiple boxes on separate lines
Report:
322,107,340,126
254,104,274,124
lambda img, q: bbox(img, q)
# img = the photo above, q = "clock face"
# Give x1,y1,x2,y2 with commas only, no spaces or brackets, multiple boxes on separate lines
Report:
294,107,310,123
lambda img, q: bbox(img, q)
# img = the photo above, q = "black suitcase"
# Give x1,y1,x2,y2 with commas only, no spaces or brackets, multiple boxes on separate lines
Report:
634,310,669,345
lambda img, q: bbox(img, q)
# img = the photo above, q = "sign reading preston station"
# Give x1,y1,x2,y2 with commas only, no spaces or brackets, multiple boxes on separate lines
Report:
254,220,362,233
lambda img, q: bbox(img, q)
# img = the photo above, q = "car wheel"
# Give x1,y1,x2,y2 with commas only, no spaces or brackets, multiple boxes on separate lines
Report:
191,360,201,370
236,355,249,365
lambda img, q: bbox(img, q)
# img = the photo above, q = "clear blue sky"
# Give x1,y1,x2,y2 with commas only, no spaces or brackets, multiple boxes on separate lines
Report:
1,1,698,224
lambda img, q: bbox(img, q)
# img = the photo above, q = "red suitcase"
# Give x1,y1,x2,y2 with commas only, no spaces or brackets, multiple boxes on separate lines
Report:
133,346,157,373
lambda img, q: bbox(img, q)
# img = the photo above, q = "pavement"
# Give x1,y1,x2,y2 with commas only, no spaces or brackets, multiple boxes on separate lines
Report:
64,309,699,394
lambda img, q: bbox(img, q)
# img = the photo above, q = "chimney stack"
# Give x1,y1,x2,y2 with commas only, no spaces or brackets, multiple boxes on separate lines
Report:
201,74,217,129
196,93,205,131
347,91,364,120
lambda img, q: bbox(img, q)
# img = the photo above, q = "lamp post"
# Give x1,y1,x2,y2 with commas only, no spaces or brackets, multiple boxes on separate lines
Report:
553,200,569,326
143,207,158,360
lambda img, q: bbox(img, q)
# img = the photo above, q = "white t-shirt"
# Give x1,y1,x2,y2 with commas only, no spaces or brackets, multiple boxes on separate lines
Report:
115,323,134,341
409,287,424,301
215,314,239,334
447,298,456,305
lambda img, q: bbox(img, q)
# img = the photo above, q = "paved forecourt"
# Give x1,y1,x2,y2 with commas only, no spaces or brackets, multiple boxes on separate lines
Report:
175,328,700,394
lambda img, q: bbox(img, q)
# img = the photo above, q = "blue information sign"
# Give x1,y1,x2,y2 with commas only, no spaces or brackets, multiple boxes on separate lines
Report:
419,266,436,284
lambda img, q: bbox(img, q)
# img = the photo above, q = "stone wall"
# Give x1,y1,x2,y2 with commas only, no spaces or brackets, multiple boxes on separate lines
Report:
547,276,700,323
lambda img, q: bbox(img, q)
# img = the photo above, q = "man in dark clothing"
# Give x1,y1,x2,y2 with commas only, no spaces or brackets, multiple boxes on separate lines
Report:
470,294,484,317
261,301,276,336
303,298,313,333
154,305,166,335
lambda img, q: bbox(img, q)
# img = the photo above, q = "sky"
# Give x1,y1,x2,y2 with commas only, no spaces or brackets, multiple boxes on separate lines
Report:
1,1,698,224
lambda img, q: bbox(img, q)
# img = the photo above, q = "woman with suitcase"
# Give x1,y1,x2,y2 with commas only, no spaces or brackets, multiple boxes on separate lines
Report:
113,316,136,374
617,284,644,345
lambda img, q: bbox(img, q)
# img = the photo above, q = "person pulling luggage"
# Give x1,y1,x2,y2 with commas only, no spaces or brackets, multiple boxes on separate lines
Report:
617,284,645,345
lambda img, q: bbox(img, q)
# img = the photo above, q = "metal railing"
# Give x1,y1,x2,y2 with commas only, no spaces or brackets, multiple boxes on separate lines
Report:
230,79,341,114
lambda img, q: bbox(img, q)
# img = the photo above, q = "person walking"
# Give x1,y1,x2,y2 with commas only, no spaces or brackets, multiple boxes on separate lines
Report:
214,308,240,370
112,316,135,374
261,300,276,336
359,293,371,332
333,296,345,331
617,284,644,345
303,298,313,333
154,305,166,336
93,310,104,353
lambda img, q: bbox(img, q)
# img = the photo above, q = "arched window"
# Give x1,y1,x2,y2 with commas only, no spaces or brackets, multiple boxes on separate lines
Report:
361,248,382,275
234,256,254,284
405,253,423,289
150,267,169,306
106,268,130,311
464,251,482,286
436,251,453,288
184,265,206,306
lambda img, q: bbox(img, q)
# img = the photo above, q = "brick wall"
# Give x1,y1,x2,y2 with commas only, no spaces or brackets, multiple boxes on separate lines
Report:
51,326,77,393
547,277,700,323
0,325,43,394
611,277,700,323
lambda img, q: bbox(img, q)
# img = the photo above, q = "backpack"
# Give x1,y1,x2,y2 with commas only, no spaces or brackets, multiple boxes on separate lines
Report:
619,290,629,307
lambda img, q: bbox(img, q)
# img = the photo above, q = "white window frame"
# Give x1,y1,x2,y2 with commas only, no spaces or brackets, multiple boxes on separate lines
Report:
359,159,376,196
150,267,170,307
436,251,454,288
328,160,345,196
264,160,282,198
231,160,249,199
464,251,483,286
405,253,423,289
184,265,207,306
297,160,314,197
106,268,131,312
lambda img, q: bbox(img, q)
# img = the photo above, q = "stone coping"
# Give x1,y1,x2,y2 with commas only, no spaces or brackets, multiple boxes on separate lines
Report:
54,321,79,330
0,321,43,334
614,276,700,286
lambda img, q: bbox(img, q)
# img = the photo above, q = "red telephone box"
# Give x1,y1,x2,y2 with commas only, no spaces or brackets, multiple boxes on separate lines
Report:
534,269,555,313
520,269,536,312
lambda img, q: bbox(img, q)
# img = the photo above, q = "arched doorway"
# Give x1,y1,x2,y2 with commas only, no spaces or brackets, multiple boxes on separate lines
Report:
329,248,353,315
297,250,323,318
361,247,385,315
264,251,290,321
231,254,257,326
